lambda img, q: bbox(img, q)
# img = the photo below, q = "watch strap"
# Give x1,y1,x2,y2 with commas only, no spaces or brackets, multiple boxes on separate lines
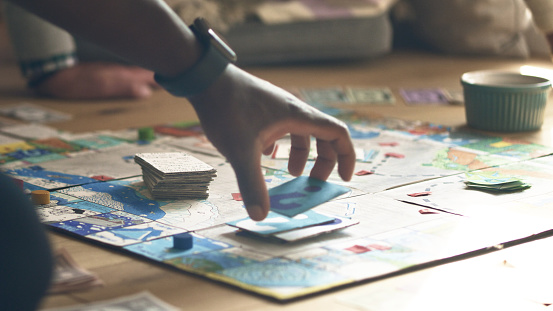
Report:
154,24,231,98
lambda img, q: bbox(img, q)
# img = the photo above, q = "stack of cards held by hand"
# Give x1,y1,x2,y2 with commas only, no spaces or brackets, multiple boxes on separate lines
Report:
134,152,216,200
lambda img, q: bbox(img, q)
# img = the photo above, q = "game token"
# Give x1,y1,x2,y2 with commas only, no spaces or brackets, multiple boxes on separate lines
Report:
138,127,155,141
31,190,50,205
385,152,405,159
355,170,374,176
173,233,193,250
408,191,431,197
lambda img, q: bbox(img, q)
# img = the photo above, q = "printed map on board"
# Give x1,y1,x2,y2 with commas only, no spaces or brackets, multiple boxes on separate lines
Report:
3,112,553,300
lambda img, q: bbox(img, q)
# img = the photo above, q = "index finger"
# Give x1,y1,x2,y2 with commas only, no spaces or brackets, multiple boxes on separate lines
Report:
227,149,270,221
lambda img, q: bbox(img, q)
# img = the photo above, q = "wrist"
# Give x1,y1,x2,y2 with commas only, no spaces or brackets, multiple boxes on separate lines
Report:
22,53,78,88
154,18,237,98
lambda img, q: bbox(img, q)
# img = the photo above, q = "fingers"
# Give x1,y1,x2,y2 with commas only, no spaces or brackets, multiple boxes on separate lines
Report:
229,150,270,221
309,139,337,180
334,138,356,181
262,143,276,156
288,135,310,176
305,118,356,182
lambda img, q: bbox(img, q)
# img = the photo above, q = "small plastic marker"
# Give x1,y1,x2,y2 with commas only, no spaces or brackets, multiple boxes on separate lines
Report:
138,127,155,141
31,190,50,205
173,232,193,250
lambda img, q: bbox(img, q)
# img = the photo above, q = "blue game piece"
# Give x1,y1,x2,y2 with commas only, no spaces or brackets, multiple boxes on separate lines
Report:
173,232,193,250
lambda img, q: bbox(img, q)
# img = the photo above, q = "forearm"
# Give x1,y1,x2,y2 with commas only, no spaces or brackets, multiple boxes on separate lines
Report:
2,2,77,86
7,0,202,77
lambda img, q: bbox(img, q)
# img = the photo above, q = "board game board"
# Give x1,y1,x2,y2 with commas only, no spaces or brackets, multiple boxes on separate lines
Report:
3,93,553,301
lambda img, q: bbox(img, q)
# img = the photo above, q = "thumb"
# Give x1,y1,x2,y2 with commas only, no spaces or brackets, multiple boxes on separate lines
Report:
230,153,270,221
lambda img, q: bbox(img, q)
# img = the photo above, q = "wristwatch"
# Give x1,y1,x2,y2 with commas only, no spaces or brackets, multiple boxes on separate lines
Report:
154,17,237,97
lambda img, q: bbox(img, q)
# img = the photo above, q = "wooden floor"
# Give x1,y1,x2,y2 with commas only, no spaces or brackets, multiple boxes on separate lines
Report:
3,19,553,310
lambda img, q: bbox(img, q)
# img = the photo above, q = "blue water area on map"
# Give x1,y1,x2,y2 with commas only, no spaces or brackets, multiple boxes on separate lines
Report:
6,167,98,188
50,211,148,236
124,234,230,261
49,192,83,205
66,201,115,214
6,148,52,160
96,223,182,244
167,249,262,273
77,179,167,221
220,258,346,288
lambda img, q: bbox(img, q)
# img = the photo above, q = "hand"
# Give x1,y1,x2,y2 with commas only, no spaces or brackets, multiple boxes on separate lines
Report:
188,65,356,221
34,63,159,99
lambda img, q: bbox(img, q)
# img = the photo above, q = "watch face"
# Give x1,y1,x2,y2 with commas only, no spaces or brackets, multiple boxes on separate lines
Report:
194,18,237,63
208,29,237,63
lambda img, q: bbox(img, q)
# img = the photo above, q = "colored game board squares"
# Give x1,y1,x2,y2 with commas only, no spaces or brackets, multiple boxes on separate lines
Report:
0,135,85,165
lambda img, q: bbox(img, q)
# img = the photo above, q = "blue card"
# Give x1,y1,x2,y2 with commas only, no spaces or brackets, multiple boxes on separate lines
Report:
227,210,334,236
269,176,350,217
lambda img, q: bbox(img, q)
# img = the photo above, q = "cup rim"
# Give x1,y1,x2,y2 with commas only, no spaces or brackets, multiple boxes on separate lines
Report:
461,70,551,91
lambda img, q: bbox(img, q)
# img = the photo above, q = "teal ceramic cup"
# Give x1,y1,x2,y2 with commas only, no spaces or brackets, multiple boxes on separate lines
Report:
461,71,551,132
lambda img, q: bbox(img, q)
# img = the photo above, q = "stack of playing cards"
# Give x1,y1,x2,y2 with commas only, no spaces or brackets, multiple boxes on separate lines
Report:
464,171,531,192
134,152,216,199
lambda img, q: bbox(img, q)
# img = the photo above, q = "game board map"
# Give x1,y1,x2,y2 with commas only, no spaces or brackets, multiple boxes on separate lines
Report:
3,106,553,301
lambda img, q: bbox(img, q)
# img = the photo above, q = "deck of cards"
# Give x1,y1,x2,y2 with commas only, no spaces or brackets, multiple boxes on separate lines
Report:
464,171,531,192
134,152,217,200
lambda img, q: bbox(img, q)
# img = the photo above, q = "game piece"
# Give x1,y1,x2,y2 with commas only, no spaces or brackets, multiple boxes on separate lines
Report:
134,152,217,199
419,208,439,214
408,191,431,197
31,190,50,205
138,127,155,142
355,170,374,176
172,233,193,250
384,152,405,159
268,176,350,217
